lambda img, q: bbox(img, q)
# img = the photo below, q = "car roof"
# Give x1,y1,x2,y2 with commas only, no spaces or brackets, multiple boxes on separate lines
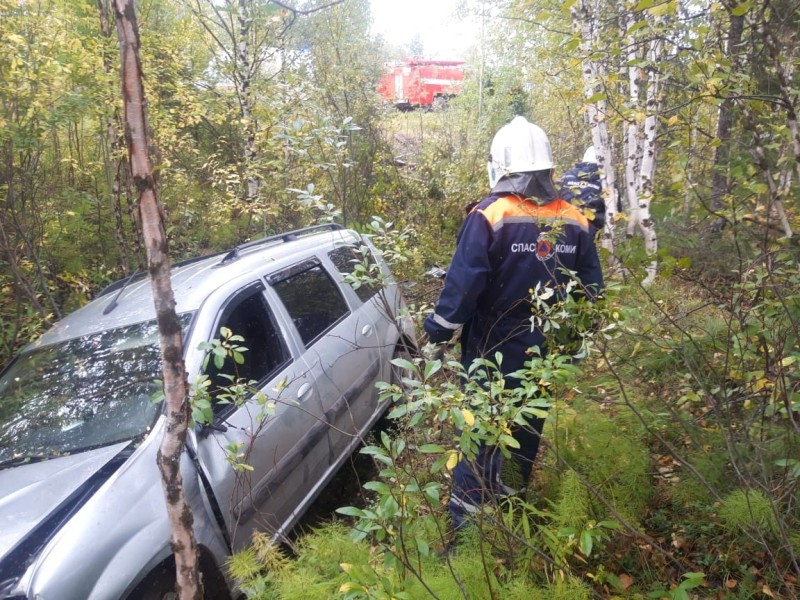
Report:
30,225,363,349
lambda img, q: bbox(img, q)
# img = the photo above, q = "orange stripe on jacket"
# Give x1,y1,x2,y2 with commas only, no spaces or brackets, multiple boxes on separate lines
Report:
475,196,590,233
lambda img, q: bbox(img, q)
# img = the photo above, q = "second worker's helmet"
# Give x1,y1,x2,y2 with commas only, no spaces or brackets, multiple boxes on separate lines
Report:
582,145,597,164
487,116,553,189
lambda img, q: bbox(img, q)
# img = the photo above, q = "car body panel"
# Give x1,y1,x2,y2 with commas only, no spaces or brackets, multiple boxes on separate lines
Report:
0,442,130,563
0,226,417,599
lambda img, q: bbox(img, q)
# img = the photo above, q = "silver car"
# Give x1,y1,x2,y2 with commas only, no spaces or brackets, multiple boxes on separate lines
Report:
0,224,416,600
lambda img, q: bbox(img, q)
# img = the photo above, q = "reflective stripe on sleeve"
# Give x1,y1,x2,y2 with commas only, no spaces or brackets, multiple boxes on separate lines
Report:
432,313,462,330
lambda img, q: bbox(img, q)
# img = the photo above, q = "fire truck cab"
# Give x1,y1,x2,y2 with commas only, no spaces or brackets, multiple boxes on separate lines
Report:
377,58,465,110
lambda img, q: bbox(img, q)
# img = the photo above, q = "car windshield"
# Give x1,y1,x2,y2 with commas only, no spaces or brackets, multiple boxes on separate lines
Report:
0,315,193,466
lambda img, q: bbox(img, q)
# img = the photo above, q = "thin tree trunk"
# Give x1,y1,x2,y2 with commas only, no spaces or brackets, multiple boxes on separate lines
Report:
635,32,662,286
238,0,260,205
739,100,794,238
98,0,131,275
755,0,800,184
709,11,743,222
624,12,642,240
571,0,619,258
113,2,202,599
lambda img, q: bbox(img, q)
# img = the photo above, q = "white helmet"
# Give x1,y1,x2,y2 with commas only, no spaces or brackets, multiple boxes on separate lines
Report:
582,145,597,164
487,116,553,189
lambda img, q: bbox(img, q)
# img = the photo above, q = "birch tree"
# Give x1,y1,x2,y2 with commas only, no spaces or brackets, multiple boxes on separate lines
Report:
113,1,202,598
570,0,620,260
622,7,666,286
185,0,344,215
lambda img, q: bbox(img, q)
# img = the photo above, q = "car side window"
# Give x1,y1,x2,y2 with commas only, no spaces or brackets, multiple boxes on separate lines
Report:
328,244,379,303
269,259,349,346
206,283,290,407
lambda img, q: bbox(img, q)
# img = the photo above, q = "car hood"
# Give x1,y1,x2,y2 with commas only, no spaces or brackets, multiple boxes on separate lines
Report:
0,442,130,561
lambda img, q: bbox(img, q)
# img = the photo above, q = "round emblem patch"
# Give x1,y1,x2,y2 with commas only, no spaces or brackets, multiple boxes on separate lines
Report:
536,235,555,261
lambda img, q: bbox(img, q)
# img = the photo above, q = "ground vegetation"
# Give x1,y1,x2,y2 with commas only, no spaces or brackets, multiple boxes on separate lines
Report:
1,0,799,597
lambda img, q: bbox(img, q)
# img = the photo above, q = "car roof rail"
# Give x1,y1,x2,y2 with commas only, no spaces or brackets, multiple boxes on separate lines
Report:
216,223,345,266
96,223,346,300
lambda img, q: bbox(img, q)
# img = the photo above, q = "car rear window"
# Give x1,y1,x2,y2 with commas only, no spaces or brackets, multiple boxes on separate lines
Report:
328,244,379,303
271,261,349,346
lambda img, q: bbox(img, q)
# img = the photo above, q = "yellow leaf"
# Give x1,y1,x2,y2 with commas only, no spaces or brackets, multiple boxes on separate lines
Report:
667,115,680,126
762,585,775,598
339,583,357,593
339,563,352,574
753,377,772,391
461,408,475,427
648,0,676,16
446,450,459,470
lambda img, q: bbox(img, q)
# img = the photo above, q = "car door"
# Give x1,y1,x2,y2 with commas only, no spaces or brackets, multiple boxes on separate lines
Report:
268,255,383,465
190,280,331,548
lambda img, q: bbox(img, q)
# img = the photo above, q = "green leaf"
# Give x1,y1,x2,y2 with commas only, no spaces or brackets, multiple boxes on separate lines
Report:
416,536,430,556
364,481,390,494
731,1,752,16
390,357,416,372
418,444,447,453
423,359,441,379
335,506,365,517
580,530,593,556
626,19,648,35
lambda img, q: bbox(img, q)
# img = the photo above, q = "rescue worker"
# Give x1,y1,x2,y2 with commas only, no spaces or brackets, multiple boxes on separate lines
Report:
423,116,604,530
561,145,607,233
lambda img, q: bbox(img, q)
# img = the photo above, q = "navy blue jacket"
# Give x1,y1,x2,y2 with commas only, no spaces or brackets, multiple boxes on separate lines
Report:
561,161,606,231
423,193,604,376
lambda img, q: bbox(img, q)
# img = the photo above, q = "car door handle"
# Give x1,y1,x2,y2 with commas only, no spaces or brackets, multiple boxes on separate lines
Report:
297,382,312,400
361,324,373,337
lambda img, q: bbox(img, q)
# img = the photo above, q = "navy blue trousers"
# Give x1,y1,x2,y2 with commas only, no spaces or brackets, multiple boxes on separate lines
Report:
448,415,546,528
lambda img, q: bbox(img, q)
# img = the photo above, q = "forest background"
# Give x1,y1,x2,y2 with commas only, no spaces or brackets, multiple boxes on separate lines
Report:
1,0,799,598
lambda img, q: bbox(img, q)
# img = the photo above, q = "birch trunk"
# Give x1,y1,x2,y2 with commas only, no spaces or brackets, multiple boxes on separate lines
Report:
113,1,203,598
620,9,662,287
624,11,642,238
634,33,662,286
571,0,619,258
238,0,260,204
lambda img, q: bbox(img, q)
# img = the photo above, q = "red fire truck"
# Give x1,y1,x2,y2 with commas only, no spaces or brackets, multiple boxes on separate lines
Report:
377,58,465,110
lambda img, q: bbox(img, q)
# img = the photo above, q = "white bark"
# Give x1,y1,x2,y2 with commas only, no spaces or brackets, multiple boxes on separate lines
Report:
622,13,661,287
635,33,662,286
237,0,260,203
624,11,642,238
571,0,619,258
